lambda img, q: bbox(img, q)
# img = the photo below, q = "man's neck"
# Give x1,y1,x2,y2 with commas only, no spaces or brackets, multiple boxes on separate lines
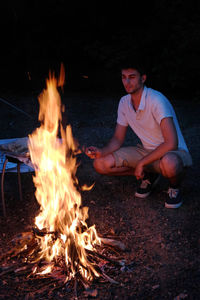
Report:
130,86,144,111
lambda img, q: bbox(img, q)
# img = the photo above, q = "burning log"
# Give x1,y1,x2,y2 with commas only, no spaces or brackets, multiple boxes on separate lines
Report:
0,229,126,297
86,248,125,267
101,237,126,251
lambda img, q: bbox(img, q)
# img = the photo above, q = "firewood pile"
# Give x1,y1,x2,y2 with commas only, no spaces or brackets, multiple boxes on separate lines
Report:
0,227,128,298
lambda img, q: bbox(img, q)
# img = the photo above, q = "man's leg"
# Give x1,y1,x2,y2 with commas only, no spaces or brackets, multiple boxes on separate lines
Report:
159,152,185,208
93,154,135,176
93,147,190,208
159,152,185,186
93,146,152,176
93,147,161,198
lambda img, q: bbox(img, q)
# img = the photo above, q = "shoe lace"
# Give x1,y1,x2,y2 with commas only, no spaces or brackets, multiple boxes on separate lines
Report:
167,187,179,199
140,179,151,189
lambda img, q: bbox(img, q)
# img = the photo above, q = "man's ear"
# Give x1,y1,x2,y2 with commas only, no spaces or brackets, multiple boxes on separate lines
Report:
142,74,147,83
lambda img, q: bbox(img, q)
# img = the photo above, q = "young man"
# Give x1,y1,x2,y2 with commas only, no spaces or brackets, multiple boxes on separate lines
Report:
85,62,192,208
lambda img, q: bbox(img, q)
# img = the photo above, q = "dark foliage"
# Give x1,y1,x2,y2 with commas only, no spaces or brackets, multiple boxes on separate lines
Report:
0,1,199,98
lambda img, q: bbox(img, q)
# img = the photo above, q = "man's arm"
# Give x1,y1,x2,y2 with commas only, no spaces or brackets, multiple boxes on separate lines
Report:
134,117,178,179
101,123,127,156
86,123,127,159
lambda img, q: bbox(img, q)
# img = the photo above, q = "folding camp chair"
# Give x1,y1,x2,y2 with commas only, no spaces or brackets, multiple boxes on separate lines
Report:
1,154,23,217
0,138,34,217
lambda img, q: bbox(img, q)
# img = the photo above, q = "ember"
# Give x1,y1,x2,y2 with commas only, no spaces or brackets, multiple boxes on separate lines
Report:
0,64,125,298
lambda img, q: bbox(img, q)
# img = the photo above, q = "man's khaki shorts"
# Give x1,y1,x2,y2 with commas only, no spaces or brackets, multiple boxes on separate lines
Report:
113,144,193,173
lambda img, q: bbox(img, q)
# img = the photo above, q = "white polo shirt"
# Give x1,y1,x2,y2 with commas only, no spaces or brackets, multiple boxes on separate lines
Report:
117,86,189,152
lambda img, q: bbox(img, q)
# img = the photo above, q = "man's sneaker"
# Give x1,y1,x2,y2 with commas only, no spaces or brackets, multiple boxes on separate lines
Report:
135,173,160,198
165,187,182,208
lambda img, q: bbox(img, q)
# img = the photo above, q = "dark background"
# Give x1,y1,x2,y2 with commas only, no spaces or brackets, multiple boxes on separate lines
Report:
0,0,199,98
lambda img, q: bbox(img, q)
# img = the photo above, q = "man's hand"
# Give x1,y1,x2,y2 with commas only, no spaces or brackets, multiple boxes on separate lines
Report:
85,146,102,159
134,162,145,180
84,124,127,161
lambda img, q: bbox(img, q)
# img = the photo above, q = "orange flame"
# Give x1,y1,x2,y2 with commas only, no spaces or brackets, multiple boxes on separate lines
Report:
28,64,100,281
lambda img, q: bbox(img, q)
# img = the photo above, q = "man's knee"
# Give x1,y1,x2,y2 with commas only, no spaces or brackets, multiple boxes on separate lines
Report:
93,156,114,174
93,158,104,174
160,152,183,177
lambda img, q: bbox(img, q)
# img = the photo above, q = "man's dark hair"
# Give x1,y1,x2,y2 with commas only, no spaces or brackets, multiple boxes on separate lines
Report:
118,55,147,76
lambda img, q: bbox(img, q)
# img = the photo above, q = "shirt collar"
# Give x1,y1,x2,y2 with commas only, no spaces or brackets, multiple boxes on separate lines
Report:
137,86,147,111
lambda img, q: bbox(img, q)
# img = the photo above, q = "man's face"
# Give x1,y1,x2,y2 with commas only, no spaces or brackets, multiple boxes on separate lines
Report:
121,68,146,94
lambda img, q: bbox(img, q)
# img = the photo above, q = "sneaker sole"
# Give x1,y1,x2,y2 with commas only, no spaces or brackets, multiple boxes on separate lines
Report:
134,191,151,198
134,175,161,199
165,201,182,209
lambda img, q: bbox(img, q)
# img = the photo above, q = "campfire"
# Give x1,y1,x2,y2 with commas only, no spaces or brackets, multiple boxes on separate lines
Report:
28,64,102,282
0,65,125,298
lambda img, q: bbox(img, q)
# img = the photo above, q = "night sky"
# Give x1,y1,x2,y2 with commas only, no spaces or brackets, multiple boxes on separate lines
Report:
0,1,199,96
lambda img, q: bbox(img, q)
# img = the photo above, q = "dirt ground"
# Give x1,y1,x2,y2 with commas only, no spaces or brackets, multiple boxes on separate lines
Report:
0,88,199,299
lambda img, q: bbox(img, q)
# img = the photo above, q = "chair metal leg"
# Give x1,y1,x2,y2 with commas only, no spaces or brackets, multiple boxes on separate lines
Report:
17,163,23,202
1,158,8,217
1,157,23,217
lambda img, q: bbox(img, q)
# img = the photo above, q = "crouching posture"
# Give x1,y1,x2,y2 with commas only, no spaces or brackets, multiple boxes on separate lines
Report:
85,62,192,208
